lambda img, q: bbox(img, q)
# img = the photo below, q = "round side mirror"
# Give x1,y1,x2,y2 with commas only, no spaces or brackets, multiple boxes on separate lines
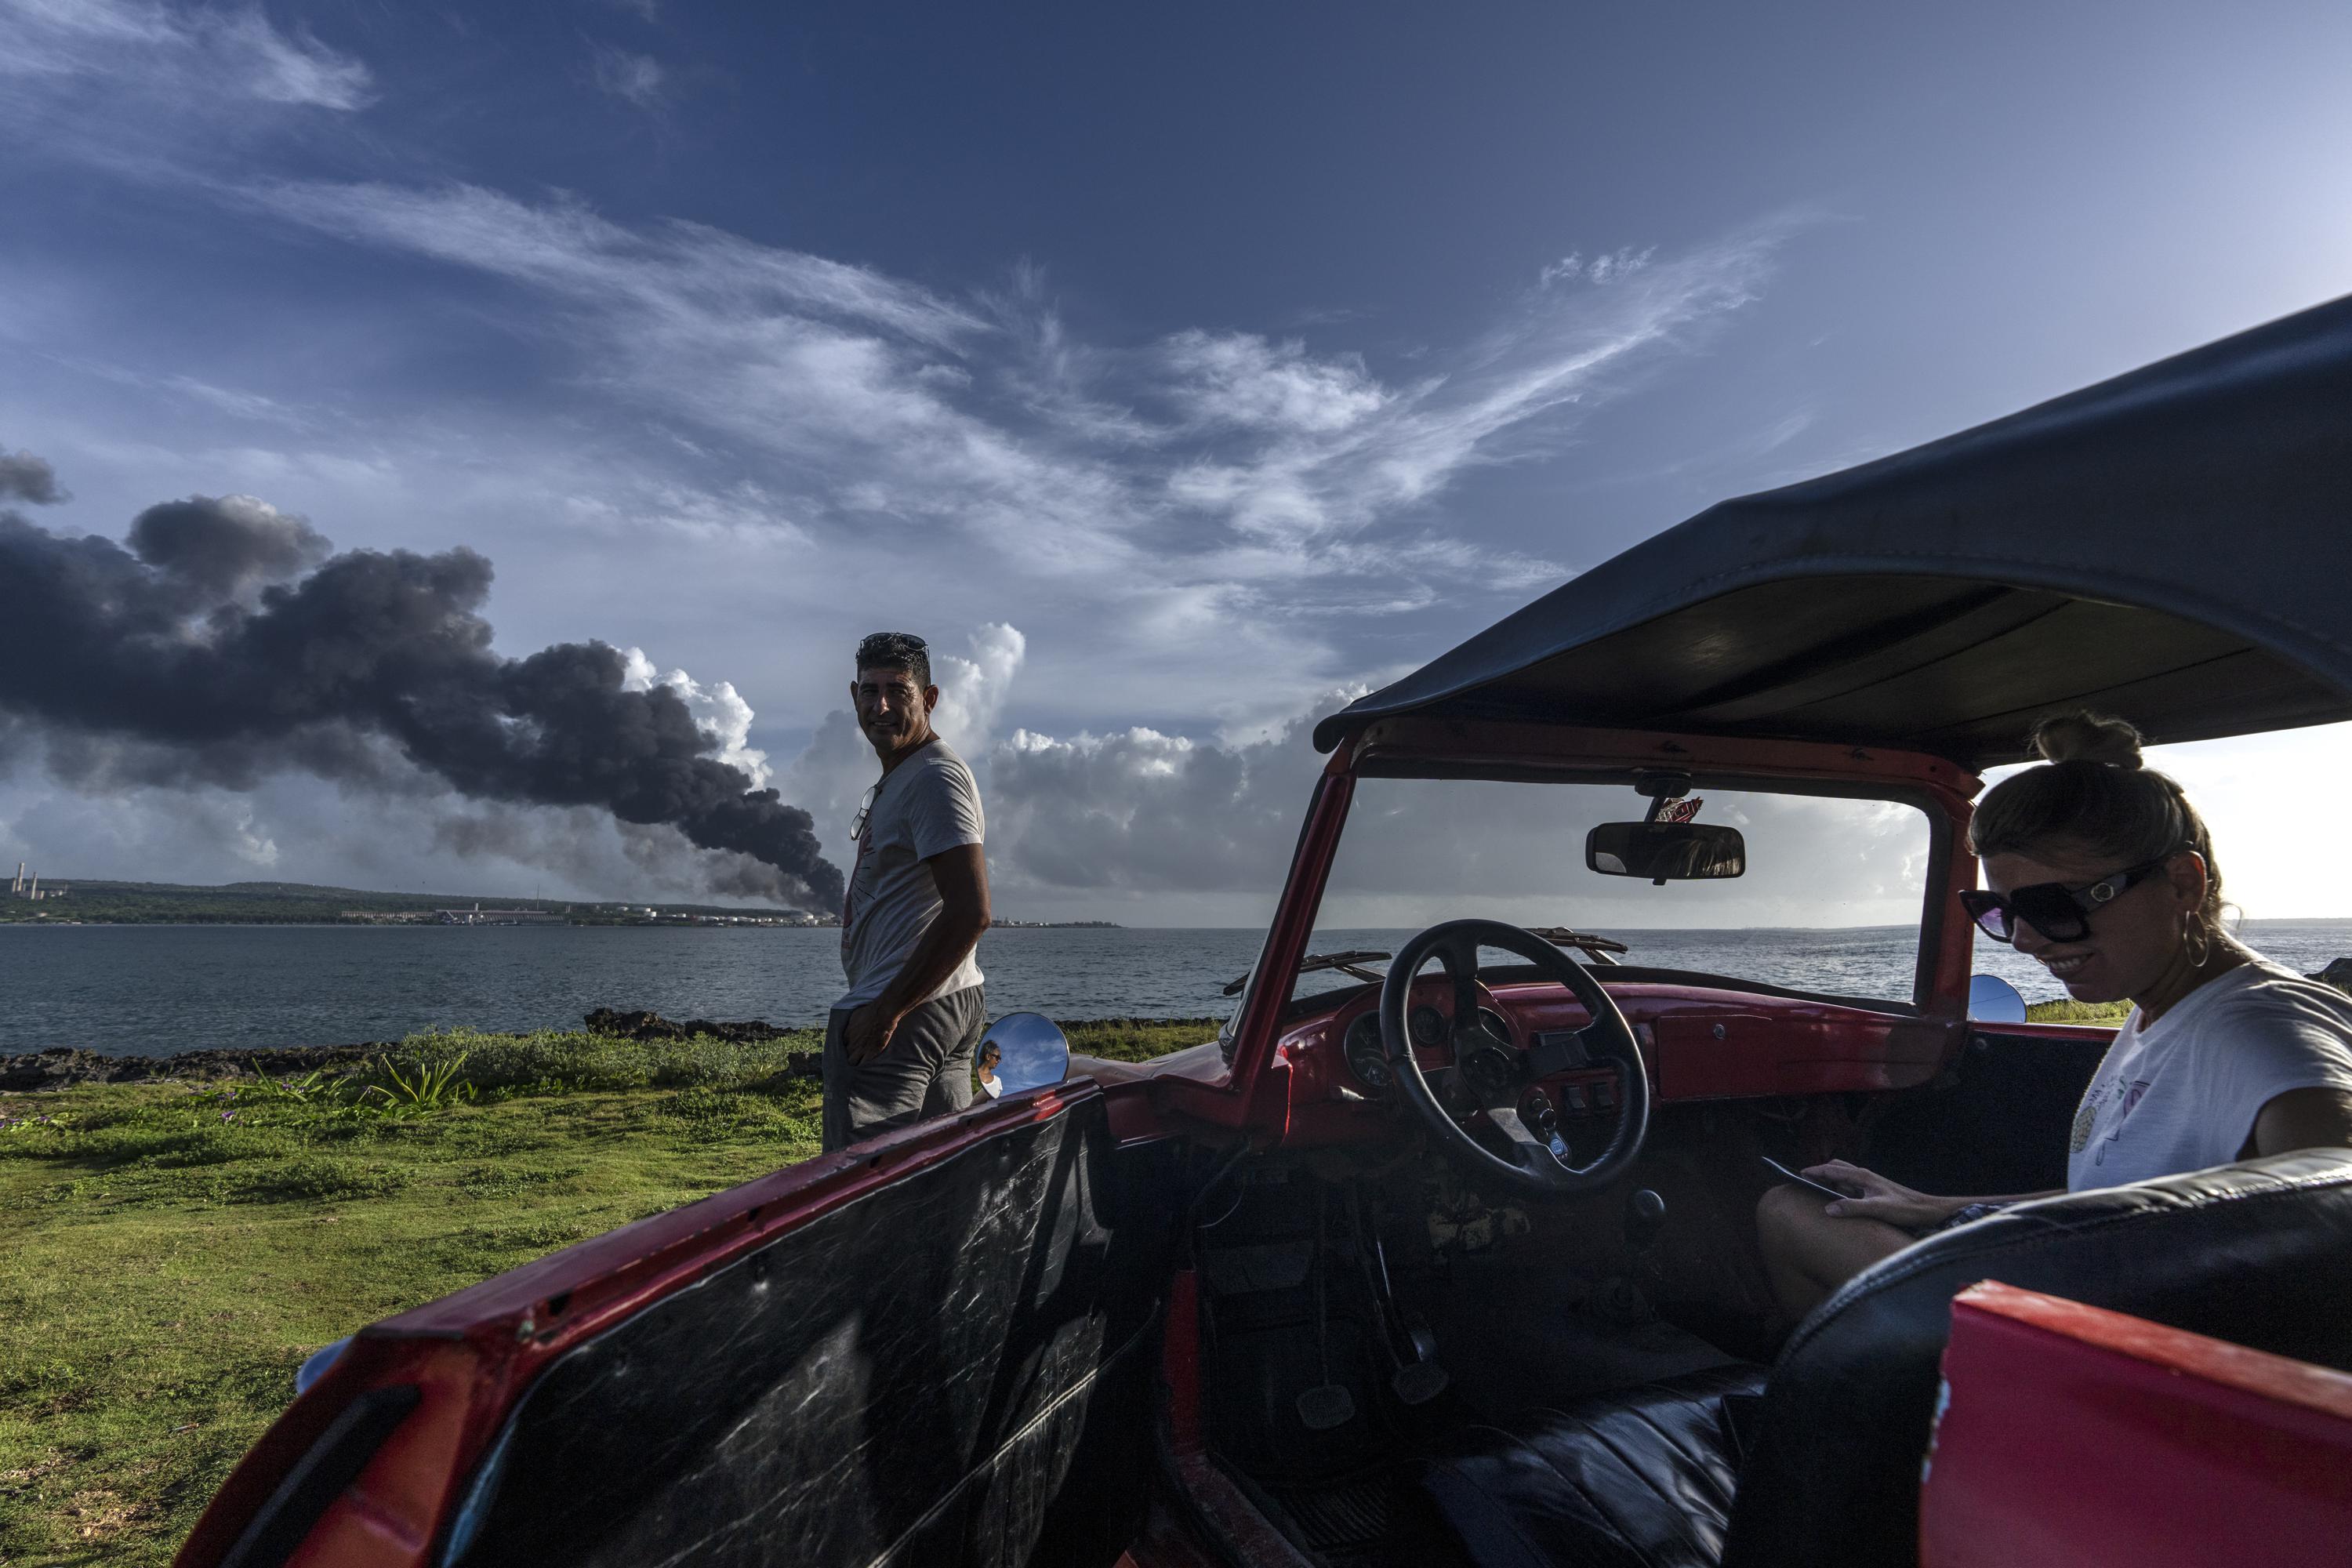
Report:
295,1334,353,1396
975,1011,1069,1100
1968,973,2028,1024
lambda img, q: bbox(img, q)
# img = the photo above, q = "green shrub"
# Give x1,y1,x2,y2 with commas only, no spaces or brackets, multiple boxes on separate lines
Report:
378,1026,825,1097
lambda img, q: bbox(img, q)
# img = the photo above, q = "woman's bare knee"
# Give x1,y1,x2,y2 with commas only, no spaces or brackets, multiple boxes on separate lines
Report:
1757,1181,1831,1247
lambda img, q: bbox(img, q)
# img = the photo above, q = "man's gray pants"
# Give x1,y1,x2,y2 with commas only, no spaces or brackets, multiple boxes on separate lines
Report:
821,985,986,1152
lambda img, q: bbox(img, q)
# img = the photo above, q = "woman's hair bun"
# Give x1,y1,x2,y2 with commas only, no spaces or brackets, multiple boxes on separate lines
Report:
2030,710,2143,768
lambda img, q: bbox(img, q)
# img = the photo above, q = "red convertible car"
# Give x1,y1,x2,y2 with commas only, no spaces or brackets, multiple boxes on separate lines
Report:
183,296,2352,1568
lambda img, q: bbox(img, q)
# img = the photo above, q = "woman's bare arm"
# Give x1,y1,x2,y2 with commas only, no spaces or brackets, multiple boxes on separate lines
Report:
2249,1087,2352,1158
1802,1160,2060,1227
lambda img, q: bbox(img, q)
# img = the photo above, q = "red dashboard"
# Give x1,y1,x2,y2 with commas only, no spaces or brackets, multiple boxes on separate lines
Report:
1271,976,1964,1147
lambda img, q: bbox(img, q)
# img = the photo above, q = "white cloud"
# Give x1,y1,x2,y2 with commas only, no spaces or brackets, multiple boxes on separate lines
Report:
0,170,1795,735
932,622,1026,750
984,692,1346,897
562,478,811,547
980,688,1937,931
0,0,374,111
230,808,279,866
49,354,315,428
1160,330,1390,434
619,648,771,789
240,178,1792,614
1541,245,1657,289
1153,230,1781,550
590,45,665,108
249,180,985,347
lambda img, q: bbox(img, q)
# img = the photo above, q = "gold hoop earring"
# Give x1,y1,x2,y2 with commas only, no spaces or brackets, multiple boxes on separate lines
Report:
2183,909,2213,967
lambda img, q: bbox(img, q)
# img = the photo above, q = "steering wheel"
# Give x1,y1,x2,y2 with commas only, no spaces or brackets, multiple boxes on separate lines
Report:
1379,919,1651,1196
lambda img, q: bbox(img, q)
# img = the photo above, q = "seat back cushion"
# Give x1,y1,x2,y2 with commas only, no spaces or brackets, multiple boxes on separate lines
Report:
1721,1149,2352,1568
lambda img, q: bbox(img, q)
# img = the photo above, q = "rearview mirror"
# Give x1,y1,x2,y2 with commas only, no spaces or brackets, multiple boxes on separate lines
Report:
1586,821,1747,883
975,1011,1070,1099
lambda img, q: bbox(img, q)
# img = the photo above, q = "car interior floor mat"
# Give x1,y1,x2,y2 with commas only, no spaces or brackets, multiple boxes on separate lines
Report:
1268,1466,1475,1568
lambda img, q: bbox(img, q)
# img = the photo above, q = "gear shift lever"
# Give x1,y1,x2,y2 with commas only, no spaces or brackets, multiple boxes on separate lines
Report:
1627,1187,1666,1250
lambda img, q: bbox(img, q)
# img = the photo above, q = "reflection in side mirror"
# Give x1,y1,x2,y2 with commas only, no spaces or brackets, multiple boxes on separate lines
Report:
975,1011,1070,1100
1968,973,2028,1024
1586,821,1747,883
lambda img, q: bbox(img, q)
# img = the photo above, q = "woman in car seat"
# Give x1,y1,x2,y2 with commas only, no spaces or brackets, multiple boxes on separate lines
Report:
1757,711,2352,1324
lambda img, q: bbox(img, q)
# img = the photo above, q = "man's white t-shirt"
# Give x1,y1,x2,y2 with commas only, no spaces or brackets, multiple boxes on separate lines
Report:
836,739,985,1012
2067,959,2352,1192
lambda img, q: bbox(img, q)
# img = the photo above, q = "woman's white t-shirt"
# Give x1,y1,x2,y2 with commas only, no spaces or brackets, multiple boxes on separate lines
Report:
2067,959,2352,1192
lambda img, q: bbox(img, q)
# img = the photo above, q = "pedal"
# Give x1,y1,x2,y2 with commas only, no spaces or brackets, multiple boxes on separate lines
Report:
1391,1360,1450,1405
1297,1382,1357,1430
1389,1323,1450,1405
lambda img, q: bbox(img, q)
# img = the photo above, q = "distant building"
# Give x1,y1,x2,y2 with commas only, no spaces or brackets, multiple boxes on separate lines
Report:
436,903,566,925
8,862,62,901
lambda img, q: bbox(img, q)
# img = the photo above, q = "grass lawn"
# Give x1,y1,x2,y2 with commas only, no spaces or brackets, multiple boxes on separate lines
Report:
2024,997,2132,1024
0,1018,1215,1568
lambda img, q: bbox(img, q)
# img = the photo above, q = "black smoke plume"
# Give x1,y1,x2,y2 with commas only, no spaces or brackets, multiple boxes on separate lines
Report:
0,480,843,909
0,448,66,506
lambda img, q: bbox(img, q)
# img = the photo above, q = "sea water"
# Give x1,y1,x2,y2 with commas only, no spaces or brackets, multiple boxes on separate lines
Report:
2,920,2348,1059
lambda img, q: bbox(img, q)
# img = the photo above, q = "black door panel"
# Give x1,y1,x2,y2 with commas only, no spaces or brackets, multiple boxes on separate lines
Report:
1860,1029,2111,1198
445,1096,1169,1568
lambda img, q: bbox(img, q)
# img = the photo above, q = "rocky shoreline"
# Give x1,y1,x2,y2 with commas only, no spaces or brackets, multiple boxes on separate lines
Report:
0,1007,818,1092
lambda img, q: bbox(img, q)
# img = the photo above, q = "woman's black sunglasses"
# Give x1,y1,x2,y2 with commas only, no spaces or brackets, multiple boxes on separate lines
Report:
1959,856,2174,945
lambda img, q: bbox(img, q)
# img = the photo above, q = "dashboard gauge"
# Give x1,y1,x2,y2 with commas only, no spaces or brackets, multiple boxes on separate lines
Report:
1344,1014,1393,1092
1410,1005,1449,1047
1476,1008,1513,1044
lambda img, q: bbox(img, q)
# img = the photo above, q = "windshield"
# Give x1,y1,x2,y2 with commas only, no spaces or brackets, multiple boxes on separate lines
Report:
1283,776,1933,1006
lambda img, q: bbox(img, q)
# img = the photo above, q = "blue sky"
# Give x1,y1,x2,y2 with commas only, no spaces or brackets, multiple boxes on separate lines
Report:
4,0,2351,922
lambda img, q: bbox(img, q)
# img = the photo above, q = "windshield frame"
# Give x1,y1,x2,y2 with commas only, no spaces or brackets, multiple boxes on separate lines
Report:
1188,719,1982,1132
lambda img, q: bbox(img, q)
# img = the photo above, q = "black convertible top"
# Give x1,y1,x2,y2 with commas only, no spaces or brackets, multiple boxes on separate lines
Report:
1316,295,2352,768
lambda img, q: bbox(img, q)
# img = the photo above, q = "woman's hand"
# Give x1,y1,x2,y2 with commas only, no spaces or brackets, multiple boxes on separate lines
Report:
1801,1160,1962,1229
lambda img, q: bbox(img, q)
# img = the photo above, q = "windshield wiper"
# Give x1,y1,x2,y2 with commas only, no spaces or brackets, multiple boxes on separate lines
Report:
1223,949,1392,997
1529,927,1628,966
1224,931,1621,1001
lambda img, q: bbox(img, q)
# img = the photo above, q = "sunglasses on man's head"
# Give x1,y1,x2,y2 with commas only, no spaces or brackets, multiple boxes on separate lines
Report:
1958,856,2174,945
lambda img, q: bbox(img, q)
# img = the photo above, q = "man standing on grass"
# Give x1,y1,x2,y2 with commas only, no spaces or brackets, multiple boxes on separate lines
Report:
822,632,992,1151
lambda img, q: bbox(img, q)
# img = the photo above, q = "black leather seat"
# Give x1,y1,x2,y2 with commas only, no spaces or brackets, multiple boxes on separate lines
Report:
1424,1364,1765,1568
1423,1150,2352,1568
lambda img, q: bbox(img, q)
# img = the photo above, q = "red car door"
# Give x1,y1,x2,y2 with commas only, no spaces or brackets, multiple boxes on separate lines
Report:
180,1078,1178,1568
